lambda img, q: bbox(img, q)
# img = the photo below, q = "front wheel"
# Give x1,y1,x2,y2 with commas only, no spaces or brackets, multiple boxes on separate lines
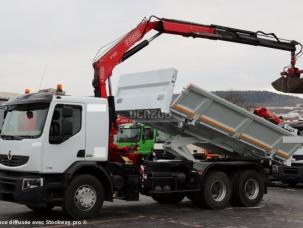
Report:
192,171,231,209
64,175,104,219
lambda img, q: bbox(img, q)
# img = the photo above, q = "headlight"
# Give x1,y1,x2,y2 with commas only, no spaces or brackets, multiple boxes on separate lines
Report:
22,178,44,190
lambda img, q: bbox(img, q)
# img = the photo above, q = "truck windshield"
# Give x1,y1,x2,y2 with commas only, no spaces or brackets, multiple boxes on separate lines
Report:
0,103,49,139
117,128,140,143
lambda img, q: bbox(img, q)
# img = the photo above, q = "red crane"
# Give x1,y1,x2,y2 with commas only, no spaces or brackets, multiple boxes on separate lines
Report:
92,16,303,162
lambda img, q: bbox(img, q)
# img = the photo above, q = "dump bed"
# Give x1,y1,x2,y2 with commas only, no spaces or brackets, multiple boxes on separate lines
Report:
115,68,301,163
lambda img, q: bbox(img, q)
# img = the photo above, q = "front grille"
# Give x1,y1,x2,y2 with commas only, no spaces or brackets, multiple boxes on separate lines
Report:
0,154,29,167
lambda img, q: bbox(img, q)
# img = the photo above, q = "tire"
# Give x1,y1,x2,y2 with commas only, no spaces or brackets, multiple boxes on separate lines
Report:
231,170,264,207
63,175,104,219
151,193,185,204
27,204,54,213
193,171,231,209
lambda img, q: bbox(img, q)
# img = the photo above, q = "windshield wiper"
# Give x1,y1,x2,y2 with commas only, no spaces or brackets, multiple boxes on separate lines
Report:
19,135,36,139
0,135,23,140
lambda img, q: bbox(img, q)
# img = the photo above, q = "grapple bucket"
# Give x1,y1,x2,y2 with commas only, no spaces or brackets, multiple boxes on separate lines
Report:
272,76,303,93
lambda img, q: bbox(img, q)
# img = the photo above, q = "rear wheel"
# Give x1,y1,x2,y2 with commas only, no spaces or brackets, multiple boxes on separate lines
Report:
151,193,185,204
193,171,231,209
231,170,264,207
64,175,104,219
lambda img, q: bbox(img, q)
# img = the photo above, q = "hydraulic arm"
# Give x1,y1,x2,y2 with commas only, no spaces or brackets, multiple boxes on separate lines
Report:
92,16,303,159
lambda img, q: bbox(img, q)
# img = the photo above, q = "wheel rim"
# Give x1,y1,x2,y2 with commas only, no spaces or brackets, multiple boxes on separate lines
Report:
210,180,227,202
74,185,97,211
244,178,259,200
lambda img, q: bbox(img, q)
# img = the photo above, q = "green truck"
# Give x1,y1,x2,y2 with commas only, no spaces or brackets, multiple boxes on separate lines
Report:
115,123,157,157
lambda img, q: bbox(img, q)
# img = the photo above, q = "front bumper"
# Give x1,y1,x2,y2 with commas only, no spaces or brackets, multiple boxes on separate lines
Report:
0,171,65,206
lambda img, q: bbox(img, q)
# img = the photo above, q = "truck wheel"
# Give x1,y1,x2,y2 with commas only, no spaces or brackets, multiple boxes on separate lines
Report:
231,170,264,207
193,171,231,209
27,204,54,213
151,193,185,204
64,175,104,219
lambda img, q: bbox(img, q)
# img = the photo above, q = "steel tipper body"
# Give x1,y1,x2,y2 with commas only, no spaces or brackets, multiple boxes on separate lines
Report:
169,85,299,162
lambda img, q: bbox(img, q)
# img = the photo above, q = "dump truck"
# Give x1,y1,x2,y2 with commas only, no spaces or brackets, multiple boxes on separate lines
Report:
0,68,300,218
0,16,303,219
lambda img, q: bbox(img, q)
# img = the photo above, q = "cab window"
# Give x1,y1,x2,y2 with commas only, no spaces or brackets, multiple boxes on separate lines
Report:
143,128,154,140
49,104,82,144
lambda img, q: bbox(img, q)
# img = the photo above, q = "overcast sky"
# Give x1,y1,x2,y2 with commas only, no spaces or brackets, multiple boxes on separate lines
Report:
1,0,303,96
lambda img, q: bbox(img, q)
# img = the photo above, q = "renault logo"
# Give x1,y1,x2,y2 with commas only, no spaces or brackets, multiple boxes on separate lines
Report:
7,151,12,161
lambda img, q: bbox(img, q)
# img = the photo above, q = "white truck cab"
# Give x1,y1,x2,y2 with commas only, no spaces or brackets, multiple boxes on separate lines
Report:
0,92,109,173
0,92,115,218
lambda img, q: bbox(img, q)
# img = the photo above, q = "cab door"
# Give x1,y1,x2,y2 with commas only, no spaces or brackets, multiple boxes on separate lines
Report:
138,127,155,156
42,103,86,173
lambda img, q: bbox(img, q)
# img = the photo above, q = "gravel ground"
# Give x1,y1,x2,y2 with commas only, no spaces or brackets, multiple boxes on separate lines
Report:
0,183,302,228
